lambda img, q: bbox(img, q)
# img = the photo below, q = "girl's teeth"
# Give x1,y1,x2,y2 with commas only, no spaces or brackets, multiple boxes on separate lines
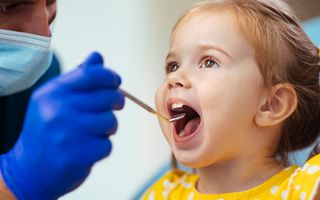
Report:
179,130,185,137
171,103,184,111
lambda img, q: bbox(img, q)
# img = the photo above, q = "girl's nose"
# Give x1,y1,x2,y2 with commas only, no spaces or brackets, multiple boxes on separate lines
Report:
167,68,191,89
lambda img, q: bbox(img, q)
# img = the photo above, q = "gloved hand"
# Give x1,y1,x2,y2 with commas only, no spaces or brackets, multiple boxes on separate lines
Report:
0,52,125,200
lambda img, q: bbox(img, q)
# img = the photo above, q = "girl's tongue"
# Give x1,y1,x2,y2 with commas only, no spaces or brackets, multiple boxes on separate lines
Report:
179,117,201,137
171,104,201,137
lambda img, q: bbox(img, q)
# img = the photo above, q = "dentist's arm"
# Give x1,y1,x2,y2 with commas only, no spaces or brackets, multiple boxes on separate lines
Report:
0,177,15,200
0,52,125,200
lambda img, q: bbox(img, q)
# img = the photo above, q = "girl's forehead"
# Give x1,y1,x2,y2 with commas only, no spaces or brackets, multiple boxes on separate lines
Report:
172,11,230,36
170,11,255,61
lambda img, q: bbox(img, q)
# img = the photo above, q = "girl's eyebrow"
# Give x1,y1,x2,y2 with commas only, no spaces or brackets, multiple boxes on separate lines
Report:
165,51,178,62
198,44,233,60
166,44,233,61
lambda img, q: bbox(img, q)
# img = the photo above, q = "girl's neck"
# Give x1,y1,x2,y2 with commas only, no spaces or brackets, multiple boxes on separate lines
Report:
196,154,284,194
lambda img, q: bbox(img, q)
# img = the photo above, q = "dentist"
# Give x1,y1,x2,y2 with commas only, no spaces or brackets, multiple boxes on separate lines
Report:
0,0,124,199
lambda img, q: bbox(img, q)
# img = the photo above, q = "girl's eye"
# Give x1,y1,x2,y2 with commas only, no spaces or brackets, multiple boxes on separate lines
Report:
166,62,180,74
199,57,219,69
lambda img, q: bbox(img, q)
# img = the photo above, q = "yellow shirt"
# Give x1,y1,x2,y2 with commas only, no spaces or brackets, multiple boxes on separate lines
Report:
142,154,320,200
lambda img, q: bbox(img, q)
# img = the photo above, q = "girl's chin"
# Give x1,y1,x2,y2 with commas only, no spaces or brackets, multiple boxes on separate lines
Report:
176,160,208,169
173,152,209,169
179,159,220,169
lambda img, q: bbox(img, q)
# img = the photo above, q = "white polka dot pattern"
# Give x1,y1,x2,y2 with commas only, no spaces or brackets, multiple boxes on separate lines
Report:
147,191,155,200
270,186,279,195
300,191,306,200
281,190,288,200
306,165,320,175
188,192,194,200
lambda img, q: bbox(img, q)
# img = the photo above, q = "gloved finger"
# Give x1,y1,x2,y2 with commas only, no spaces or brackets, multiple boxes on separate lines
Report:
68,89,125,111
80,51,104,67
77,111,118,137
70,138,113,166
55,54,121,91
57,136,112,169
56,66,121,91
86,138,112,163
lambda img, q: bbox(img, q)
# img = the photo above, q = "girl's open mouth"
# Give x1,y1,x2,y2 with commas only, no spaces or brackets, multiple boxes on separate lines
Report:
168,102,202,142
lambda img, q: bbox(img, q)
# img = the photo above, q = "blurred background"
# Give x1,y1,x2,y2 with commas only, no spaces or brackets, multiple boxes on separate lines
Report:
55,1,192,199
47,0,319,199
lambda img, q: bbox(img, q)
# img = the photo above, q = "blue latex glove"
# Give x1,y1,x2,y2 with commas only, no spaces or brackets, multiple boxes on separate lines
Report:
0,52,125,200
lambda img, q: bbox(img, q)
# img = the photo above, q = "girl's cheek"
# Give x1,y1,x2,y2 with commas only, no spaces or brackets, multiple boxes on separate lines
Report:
155,84,166,112
155,84,172,142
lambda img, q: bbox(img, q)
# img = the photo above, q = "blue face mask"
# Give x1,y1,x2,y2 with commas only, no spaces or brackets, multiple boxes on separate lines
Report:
0,29,53,96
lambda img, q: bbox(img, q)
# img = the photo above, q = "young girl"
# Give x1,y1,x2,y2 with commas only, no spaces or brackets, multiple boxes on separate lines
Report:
143,0,320,199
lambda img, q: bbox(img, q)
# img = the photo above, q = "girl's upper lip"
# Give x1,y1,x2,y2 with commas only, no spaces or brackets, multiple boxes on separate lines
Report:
166,97,201,117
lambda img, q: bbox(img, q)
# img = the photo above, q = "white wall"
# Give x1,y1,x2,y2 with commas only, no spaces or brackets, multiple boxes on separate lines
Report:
53,0,197,199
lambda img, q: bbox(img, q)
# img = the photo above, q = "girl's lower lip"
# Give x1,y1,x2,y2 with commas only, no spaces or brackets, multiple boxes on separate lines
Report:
172,119,202,147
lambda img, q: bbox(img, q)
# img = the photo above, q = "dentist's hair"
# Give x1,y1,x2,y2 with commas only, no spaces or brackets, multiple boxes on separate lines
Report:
172,0,320,163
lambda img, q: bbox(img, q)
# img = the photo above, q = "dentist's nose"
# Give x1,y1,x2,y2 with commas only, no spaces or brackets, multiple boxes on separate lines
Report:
167,69,191,89
23,0,57,37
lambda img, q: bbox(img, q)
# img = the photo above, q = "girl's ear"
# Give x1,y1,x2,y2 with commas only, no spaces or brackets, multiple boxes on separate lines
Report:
255,84,298,127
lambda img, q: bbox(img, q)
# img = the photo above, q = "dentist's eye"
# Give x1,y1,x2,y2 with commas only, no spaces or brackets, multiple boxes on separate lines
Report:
0,2,28,13
166,62,180,74
0,4,14,12
47,0,56,6
199,57,219,69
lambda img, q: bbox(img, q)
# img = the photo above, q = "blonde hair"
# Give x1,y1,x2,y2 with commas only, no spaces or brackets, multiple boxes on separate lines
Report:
172,0,320,163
